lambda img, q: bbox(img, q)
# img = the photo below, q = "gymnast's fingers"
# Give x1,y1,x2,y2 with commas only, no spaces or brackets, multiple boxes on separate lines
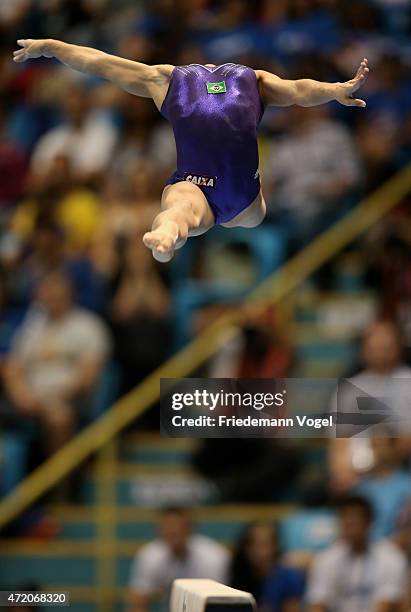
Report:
344,96,366,108
13,50,27,63
17,39,33,48
352,60,370,90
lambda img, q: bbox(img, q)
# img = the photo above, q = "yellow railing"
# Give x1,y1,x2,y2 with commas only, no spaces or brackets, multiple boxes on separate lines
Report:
1,163,411,531
0,500,298,610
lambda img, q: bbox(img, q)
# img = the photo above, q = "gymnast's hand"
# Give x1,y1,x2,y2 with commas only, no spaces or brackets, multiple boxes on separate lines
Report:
335,58,370,108
13,39,54,62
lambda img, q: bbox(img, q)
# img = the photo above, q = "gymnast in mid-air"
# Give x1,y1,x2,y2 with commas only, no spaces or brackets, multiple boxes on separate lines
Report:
13,39,369,262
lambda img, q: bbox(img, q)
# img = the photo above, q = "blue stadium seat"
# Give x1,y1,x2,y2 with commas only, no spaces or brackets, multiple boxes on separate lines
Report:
170,225,285,346
0,433,29,495
281,509,338,552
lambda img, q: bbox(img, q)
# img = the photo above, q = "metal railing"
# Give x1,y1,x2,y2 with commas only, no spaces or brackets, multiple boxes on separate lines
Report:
0,163,410,532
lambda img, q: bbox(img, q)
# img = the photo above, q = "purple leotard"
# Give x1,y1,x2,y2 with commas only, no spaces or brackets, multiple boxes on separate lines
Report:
161,63,265,224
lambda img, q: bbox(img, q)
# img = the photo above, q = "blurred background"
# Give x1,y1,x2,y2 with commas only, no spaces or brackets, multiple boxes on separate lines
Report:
0,0,411,610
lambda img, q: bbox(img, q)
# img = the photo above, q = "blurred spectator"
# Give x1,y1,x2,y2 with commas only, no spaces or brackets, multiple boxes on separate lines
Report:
267,0,342,63
352,53,411,192
93,160,159,277
108,96,175,191
365,53,411,128
262,105,360,245
0,270,25,368
354,435,411,539
193,0,266,64
0,0,31,31
2,272,110,455
40,0,108,43
134,0,199,54
11,155,102,254
108,96,155,185
0,101,28,217
194,313,300,502
355,115,399,192
373,0,411,35
30,83,118,184
193,436,301,503
362,213,411,343
328,320,411,495
129,507,229,612
229,522,305,611
106,232,170,394
307,495,408,612
357,317,410,385
6,219,105,312
209,316,293,379
0,0,409,514
333,2,385,78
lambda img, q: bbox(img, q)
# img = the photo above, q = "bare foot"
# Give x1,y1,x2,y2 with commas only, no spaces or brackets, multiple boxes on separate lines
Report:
143,222,179,262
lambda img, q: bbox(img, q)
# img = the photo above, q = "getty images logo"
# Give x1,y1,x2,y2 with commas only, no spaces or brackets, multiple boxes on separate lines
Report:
171,389,287,411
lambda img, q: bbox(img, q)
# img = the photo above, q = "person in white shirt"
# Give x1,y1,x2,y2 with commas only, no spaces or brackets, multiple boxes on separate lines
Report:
129,507,230,612
30,83,118,183
3,272,110,455
262,105,360,243
307,495,408,612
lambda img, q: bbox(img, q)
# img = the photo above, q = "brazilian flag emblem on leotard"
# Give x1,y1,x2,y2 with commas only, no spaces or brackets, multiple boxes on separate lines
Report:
207,81,227,94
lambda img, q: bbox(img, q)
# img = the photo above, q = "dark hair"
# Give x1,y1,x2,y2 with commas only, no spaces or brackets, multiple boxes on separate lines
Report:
229,522,280,600
33,217,65,238
335,495,374,523
0,267,8,301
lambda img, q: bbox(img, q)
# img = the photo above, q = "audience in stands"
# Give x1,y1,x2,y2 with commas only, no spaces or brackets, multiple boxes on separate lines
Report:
328,320,411,496
106,231,170,395
6,219,104,313
29,83,118,186
193,435,302,503
307,495,409,612
362,209,411,358
229,522,305,611
11,154,102,254
209,314,293,379
0,0,409,549
92,161,159,278
129,507,229,612
262,105,361,246
394,499,411,609
107,95,175,194
354,434,411,539
193,313,300,502
0,271,24,370
2,272,110,456
0,101,27,219
0,4,410,609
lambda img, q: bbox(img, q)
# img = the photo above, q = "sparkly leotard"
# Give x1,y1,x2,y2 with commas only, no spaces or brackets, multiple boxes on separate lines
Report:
161,63,265,224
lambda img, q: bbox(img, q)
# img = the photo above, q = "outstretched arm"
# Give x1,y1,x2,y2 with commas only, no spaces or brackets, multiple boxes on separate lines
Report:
257,58,369,108
13,39,173,107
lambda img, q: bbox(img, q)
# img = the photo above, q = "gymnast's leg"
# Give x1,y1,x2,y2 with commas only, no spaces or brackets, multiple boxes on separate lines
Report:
221,191,266,229
143,181,215,262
